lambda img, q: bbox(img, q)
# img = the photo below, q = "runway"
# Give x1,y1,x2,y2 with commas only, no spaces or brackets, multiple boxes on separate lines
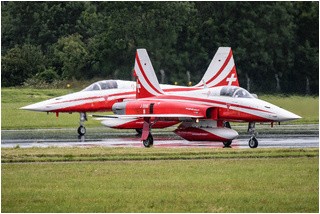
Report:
2,124,318,149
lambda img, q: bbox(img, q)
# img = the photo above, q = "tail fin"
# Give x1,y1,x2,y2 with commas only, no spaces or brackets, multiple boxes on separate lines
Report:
133,49,164,99
196,47,239,88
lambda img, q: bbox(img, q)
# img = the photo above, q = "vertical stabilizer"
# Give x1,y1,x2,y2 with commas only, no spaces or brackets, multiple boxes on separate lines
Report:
196,47,239,88
133,49,164,99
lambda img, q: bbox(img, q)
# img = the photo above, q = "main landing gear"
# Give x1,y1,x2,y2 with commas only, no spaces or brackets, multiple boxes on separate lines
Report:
78,113,87,136
248,122,258,148
223,141,232,147
141,117,154,148
223,121,232,148
143,133,153,147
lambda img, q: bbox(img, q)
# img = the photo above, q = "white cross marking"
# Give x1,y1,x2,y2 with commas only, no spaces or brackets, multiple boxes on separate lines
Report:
226,74,237,86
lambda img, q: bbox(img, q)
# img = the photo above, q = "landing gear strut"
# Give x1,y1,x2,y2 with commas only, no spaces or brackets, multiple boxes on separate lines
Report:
247,122,258,148
78,113,87,136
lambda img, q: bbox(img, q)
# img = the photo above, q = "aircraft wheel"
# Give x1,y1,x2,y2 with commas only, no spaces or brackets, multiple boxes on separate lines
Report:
143,133,153,148
136,128,142,135
223,141,232,147
249,137,258,148
78,125,86,136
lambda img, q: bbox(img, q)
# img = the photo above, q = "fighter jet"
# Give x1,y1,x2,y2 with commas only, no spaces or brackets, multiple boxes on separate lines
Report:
104,49,301,148
20,47,241,136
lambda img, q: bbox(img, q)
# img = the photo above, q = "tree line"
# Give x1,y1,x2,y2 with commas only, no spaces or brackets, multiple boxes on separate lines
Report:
1,1,319,94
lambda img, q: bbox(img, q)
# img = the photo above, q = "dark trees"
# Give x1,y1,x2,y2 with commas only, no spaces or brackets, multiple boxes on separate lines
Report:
1,1,318,94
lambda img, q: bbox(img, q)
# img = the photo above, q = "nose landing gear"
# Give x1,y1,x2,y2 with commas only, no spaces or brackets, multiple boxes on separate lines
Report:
77,125,86,136
249,137,258,148
78,113,87,136
248,122,258,148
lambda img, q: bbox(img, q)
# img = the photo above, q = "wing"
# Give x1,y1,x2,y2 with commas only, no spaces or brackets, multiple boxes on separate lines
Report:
92,113,203,120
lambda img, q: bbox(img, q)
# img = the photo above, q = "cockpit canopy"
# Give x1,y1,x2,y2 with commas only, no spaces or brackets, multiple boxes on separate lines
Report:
82,80,118,91
220,86,254,98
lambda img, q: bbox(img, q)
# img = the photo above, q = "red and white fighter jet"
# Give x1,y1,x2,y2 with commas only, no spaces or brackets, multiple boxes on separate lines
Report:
107,49,301,148
20,48,239,135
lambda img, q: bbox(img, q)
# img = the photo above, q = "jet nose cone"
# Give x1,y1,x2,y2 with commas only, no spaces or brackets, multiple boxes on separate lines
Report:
277,109,302,122
20,103,48,112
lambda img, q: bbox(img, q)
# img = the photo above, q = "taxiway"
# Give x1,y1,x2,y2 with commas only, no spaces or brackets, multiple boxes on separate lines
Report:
2,124,318,149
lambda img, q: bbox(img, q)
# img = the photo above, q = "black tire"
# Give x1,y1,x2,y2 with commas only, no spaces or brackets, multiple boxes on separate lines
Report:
78,125,86,136
223,141,232,147
248,137,258,148
143,133,153,148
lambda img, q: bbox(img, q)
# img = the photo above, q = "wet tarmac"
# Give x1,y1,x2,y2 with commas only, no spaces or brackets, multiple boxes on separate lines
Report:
1,124,318,149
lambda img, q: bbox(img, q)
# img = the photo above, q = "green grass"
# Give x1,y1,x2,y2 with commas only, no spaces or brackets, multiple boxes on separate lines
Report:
2,156,318,212
1,147,318,163
1,88,319,130
1,87,70,103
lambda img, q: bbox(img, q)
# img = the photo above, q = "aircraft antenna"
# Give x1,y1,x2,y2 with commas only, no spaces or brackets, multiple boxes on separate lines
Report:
202,79,208,89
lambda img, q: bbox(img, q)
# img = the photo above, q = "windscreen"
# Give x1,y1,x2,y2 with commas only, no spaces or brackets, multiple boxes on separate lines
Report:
220,86,253,98
82,80,118,91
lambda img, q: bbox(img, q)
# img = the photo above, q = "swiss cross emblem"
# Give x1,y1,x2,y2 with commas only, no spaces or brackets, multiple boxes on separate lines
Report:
226,74,237,86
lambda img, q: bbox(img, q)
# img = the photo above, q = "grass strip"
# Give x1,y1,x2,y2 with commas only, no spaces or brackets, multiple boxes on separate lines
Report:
2,147,318,163
2,157,318,212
